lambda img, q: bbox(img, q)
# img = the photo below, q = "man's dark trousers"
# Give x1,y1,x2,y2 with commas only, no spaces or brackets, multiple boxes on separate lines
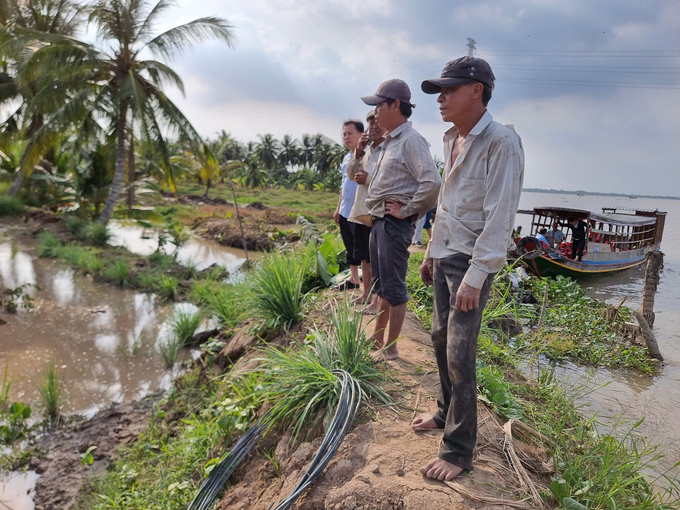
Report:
571,238,585,261
430,253,494,470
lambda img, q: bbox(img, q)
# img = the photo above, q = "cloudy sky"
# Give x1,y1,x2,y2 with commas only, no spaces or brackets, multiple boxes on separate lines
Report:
156,0,679,196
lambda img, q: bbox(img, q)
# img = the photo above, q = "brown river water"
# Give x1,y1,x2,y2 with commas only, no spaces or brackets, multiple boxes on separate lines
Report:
1,195,678,506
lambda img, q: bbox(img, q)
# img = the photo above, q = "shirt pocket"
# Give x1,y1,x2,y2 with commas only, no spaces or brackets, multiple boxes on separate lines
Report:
454,177,486,219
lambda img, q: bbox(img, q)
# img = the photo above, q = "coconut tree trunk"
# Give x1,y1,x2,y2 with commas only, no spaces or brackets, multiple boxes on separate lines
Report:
203,178,212,199
127,131,135,214
99,104,128,224
7,170,25,196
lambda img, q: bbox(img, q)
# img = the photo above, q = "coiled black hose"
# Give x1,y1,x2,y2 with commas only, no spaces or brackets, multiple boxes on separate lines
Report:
187,369,362,510
268,369,362,510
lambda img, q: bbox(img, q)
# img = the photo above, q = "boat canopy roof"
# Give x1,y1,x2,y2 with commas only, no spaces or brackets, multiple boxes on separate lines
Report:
528,206,658,227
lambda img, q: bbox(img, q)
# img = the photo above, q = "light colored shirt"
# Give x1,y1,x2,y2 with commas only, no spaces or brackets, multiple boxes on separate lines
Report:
347,143,382,224
339,152,356,218
536,233,548,244
547,229,565,244
425,111,525,289
365,121,441,222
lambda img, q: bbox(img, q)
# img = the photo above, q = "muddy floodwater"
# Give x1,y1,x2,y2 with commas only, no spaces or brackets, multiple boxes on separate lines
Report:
517,192,680,479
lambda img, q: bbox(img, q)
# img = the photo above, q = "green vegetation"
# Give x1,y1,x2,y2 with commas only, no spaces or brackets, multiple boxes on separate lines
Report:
248,297,391,440
249,251,308,328
154,275,179,301
519,276,657,374
37,361,62,425
170,309,203,346
105,257,131,287
0,195,25,216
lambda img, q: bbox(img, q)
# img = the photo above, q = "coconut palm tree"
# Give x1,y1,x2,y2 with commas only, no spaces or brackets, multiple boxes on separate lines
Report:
278,134,299,168
0,0,85,195
9,0,235,222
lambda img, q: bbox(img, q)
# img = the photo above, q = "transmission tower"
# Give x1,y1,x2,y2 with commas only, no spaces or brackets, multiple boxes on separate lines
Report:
466,38,477,57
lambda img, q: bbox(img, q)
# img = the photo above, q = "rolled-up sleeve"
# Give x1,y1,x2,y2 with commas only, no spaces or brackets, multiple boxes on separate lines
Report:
463,134,524,289
347,156,362,181
400,136,442,219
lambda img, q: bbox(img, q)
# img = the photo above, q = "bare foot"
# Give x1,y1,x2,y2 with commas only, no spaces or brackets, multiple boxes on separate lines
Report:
421,458,464,481
411,413,441,431
352,293,371,305
370,346,399,363
363,306,377,316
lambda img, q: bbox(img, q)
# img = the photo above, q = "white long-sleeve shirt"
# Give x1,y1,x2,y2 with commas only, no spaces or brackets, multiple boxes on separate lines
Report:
425,111,524,289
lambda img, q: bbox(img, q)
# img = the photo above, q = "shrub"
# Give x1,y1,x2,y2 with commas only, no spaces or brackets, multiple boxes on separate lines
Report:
0,195,25,216
65,216,88,238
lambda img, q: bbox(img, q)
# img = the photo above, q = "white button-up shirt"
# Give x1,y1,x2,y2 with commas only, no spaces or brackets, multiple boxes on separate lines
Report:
347,143,382,224
425,111,525,289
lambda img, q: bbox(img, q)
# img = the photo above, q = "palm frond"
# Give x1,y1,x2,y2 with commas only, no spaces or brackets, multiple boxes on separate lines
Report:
143,16,235,60
137,59,184,95
135,0,174,43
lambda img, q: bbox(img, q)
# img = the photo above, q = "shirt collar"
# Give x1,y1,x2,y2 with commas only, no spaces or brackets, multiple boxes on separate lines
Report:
443,110,493,142
386,121,411,140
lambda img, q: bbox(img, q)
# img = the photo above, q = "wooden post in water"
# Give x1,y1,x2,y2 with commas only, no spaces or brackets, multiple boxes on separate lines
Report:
633,310,663,361
641,251,664,327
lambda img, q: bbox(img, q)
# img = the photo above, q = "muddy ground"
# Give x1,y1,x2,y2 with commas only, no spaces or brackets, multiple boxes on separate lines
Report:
28,395,158,510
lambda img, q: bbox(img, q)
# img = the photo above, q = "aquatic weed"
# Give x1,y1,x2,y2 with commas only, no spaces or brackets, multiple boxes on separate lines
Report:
155,275,179,301
157,335,182,369
170,309,204,345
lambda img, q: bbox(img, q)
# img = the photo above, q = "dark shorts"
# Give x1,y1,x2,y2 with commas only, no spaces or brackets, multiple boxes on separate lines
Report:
339,215,360,266
423,207,436,229
352,222,371,262
369,216,415,307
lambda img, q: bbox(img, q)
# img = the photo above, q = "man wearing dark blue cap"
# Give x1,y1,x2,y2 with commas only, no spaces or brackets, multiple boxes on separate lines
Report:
412,57,525,481
360,79,441,362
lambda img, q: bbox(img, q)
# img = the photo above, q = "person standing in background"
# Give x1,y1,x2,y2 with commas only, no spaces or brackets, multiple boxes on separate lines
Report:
333,120,364,290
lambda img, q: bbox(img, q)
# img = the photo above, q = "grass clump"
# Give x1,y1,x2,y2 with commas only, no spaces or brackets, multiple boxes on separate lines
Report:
170,309,203,345
105,257,131,287
0,364,12,411
194,283,244,330
247,297,391,440
157,336,182,369
249,251,307,329
37,360,62,426
155,275,179,301
37,230,63,257
87,222,111,247
0,195,25,216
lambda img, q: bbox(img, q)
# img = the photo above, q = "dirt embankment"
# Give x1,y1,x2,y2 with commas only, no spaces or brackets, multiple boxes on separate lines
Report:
28,396,159,510
215,313,553,510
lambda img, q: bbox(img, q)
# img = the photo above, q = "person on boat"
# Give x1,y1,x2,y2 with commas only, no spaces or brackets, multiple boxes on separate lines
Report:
360,78,441,362
347,109,385,315
414,56,524,481
333,120,365,291
546,222,565,248
561,217,590,261
536,228,549,247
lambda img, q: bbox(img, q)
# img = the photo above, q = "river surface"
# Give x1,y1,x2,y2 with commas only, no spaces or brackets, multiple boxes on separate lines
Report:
517,192,680,481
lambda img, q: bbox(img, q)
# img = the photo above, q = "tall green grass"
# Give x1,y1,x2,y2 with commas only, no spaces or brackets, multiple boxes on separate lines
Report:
247,297,391,440
157,336,183,369
249,251,307,328
194,283,244,330
38,361,62,425
0,195,24,216
37,230,63,257
171,309,203,345
155,275,179,301
88,222,111,247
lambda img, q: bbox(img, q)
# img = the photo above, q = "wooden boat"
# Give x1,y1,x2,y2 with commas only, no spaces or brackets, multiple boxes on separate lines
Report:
516,206,666,277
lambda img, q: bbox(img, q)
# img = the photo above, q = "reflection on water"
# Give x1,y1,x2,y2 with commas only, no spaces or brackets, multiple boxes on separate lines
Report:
107,221,260,272
518,192,680,479
0,470,39,510
0,228,194,416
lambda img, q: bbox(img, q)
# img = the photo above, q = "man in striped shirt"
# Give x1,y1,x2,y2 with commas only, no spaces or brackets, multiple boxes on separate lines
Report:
360,79,441,361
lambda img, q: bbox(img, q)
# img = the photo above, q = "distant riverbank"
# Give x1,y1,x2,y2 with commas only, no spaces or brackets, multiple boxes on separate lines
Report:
523,188,680,201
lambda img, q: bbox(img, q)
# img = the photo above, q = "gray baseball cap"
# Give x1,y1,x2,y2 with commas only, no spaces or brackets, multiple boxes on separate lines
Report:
361,79,413,106
421,56,495,94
